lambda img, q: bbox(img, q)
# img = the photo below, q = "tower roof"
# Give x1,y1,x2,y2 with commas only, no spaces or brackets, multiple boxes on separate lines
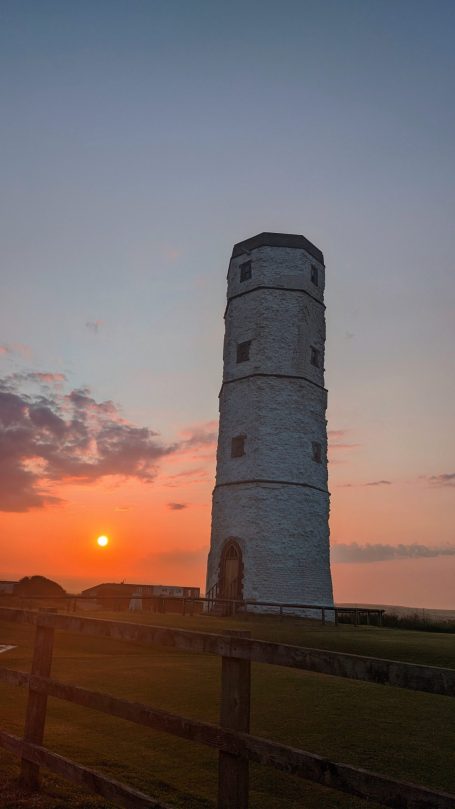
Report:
231,232,324,265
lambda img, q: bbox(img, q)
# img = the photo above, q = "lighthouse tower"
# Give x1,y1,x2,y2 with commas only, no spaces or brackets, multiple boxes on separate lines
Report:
206,232,334,608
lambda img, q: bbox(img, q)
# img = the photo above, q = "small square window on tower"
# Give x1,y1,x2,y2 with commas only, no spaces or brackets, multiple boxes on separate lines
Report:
231,435,246,458
310,346,320,368
312,441,322,463
310,265,319,286
239,260,252,282
236,340,251,363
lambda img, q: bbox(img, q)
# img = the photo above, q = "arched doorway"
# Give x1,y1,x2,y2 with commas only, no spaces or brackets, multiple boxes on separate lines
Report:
218,539,243,600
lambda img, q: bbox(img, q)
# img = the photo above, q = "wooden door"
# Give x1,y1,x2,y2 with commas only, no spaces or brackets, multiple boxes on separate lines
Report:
220,543,242,599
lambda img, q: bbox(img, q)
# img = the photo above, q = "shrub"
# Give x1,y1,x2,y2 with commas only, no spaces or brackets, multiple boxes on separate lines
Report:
383,612,455,633
14,575,66,598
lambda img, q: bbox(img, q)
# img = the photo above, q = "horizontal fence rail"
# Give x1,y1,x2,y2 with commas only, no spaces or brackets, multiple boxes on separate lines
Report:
1,607,453,696
0,731,171,809
0,606,453,809
1,668,455,809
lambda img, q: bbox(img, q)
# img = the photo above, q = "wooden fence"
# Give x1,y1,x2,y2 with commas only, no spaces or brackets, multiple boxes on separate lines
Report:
0,606,454,809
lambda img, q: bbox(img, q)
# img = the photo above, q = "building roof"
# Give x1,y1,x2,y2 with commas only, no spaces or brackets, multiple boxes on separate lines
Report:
231,232,324,265
81,582,200,595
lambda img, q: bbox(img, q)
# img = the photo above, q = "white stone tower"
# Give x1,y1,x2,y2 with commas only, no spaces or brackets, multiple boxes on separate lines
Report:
206,232,334,608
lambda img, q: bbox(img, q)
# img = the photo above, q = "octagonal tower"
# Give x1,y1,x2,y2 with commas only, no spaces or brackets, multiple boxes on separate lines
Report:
206,232,333,609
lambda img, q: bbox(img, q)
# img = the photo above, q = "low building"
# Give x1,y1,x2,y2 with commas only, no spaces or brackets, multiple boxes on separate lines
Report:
0,581,16,594
80,582,200,611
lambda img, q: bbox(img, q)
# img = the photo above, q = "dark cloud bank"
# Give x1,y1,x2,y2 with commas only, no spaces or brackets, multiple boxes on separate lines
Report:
332,543,455,564
0,373,213,512
424,473,455,488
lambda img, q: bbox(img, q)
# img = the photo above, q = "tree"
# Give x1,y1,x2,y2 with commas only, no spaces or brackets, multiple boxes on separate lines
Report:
14,576,66,597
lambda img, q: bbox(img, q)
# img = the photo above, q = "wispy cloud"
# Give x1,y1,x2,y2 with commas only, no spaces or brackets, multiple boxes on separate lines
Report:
86,320,103,334
161,467,210,488
139,546,207,568
338,480,392,488
161,246,183,262
167,502,187,511
179,420,218,449
0,343,33,360
2,371,67,389
328,429,361,452
328,430,346,441
22,372,66,385
332,542,455,564
422,473,455,488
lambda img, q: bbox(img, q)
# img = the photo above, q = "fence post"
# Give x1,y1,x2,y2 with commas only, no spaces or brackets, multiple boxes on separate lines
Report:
20,616,55,789
218,630,251,809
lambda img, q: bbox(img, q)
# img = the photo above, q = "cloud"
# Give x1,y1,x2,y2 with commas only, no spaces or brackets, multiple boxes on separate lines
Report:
423,473,455,488
86,320,103,334
0,373,177,512
0,343,33,360
161,467,210,488
179,420,218,449
339,480,392,488
161,246,183,262
328,430,347,440
25,372,66,385
140,547,207,566
4,371,66,388
167,502,187,510
328,428,361,451
332,543,455,564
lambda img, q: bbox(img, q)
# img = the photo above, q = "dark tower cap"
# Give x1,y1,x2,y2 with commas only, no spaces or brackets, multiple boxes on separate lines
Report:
231,232,324,265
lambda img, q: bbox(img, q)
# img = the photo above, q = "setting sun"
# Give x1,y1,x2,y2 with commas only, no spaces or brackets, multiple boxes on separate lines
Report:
96,535,109,548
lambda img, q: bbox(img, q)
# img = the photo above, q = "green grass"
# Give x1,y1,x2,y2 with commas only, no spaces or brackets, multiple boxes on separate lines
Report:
0,610,454,809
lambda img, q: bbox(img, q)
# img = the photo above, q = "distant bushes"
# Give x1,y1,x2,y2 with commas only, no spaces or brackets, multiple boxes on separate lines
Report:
383,612,455,633
14,575,66,598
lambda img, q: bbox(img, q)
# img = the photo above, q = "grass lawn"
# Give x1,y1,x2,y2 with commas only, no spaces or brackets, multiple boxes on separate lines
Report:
0,609,454,809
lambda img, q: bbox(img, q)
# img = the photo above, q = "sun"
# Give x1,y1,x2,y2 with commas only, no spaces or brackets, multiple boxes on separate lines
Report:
96,535,109,548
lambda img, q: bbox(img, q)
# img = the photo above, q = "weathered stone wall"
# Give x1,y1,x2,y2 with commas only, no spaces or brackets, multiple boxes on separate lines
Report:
207,483,332,604
207,236,334,608
223,288,325,385
226,245,325,303
216,377,327,489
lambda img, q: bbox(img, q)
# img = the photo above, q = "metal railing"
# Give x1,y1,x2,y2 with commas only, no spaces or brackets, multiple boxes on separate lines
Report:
1,593,385,625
